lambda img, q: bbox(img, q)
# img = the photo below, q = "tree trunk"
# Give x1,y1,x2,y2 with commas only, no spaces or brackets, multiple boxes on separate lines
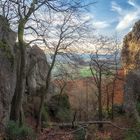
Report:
98,89,103,129
36,46,58,129
36,94,45,131
98,70,103,129
36,83,49,130
72,111,77,128
10,20,26,125
106,84,110,116
86,80,89,121
111,79,116,120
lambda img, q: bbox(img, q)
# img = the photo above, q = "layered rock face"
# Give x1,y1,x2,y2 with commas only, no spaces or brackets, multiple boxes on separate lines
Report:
26,45,50,96
0,16,17,125
0,16,50,127
122,20,140,121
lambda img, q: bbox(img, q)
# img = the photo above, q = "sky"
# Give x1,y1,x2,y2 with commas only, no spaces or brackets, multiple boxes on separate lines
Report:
24,0,140,49
86,0,140,40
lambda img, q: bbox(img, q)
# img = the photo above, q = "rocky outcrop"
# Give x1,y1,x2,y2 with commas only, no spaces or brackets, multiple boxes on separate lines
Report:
0,15,51,127
122,20,140,122
26,45,50,96
24,45,51,118
0,16,17,126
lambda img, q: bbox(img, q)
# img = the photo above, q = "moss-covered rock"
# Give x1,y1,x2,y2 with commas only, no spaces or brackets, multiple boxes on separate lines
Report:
0,40,14,67
47,94,72,122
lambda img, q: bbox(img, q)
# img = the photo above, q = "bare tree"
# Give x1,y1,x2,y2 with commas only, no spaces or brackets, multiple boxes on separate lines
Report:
0,0,94,125
110,36,120,119
9,0,47,124
103,36,121,119
36,10,92,129
88,36,119,129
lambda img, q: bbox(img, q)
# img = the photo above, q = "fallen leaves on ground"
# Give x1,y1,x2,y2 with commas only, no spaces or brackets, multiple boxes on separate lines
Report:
38,128,73,140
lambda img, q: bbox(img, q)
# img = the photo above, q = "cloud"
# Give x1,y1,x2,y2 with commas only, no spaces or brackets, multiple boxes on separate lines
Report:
111,1,123,15
111,0,140,31
92,21,110,29
116,11,139,31
81,13,93,21
81,12,110,30
128,0,137,8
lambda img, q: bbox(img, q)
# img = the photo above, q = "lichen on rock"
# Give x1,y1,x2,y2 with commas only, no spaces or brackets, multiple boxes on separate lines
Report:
122,20,140,122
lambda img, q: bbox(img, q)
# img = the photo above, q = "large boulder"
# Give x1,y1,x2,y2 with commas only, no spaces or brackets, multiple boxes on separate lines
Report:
0,16,17,126
26,45,50,96
25,45,51,118
122,20,140,122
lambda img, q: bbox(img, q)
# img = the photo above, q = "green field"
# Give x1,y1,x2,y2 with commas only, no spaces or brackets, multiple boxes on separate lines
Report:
79,67,93,77
53,63,113,79
79,66,113,78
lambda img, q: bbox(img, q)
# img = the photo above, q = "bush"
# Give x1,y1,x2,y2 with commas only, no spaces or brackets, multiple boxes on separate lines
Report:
41,105,51,128
125,123,140,140
73,127,86,140
125,130,139,140
102,104,125,118
6,121,36,140
47,94,72,122
113,104,125,115
102,108,112,119
56,108,72,122
42,105,49,122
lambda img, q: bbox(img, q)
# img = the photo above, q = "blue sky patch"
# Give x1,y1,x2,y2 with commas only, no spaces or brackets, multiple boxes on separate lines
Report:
86,0,140,39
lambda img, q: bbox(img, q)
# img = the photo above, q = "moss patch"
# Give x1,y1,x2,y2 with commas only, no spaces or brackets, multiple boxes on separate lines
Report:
0,39,14,68
0,15,10,31
6,121,36,140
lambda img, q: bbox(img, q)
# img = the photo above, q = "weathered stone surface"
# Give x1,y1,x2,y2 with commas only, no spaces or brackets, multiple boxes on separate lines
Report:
26,45,50,96
0,16,17,125
122,20,140,121
0,16,51,128
0,16,50,126
24,45,50,118
0,15,16,48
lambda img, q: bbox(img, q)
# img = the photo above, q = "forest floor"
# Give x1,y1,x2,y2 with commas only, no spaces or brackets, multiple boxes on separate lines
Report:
102,115,134,140
37,115,133,140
